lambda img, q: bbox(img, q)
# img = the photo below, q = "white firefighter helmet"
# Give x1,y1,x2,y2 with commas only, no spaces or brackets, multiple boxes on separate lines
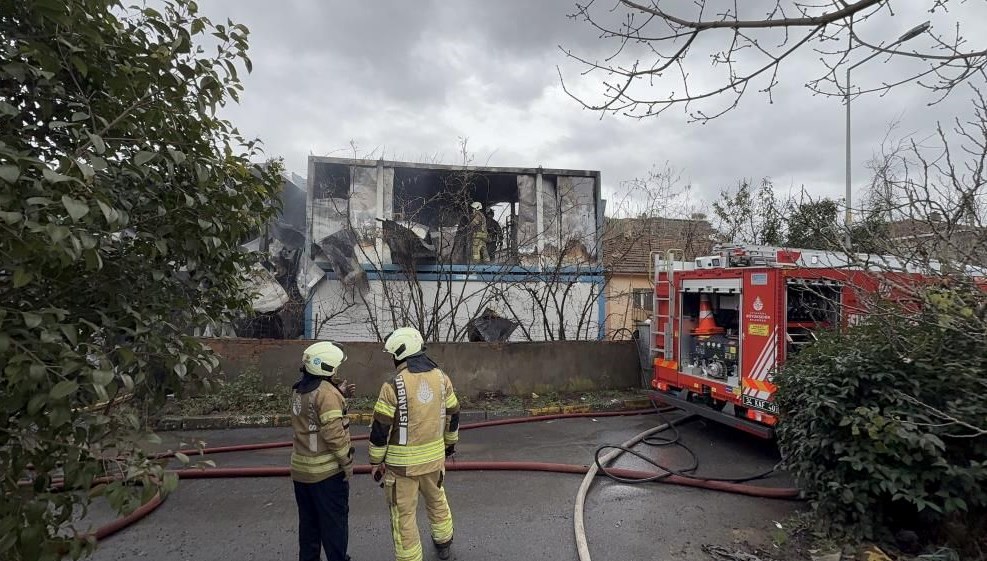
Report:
383,327,424,362
302,341,346,377
470,201,482,211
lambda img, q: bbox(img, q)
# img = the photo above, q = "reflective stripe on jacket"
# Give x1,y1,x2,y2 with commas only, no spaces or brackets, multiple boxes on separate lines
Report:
469,211,488,240
370,367,460,476
290,380,353,483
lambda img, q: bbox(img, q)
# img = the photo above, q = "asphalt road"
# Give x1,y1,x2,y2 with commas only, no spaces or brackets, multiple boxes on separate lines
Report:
83,413,799,561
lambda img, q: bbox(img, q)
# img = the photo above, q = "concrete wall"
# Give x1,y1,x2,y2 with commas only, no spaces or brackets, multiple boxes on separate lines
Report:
201,338,640,398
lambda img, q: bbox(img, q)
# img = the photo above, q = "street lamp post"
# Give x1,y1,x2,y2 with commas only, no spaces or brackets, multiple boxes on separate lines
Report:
844,20,930,248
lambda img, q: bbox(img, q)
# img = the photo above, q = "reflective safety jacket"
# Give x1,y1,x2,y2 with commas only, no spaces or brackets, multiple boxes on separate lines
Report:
290,377,354,483
469,211,487,241
369,365,460,476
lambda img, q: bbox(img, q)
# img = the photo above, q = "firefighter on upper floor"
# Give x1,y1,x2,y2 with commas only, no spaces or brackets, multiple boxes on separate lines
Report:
467,201,489,263
290,341,356,561
485,208,501,261
369,327,460,561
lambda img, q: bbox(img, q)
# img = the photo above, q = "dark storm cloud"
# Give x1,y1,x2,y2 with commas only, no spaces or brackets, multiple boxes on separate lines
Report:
210,1,457,107
200,1,986,210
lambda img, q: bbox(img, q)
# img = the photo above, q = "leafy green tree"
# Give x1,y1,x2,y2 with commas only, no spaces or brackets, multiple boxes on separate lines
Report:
717,188,892,252
849,210,892,254
712,178,784,245
782,196,892,252
0,1,280,559
784,197,840,250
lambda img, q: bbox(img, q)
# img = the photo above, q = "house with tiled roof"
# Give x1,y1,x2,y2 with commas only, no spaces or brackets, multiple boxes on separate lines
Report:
887,217,987,266
601,216,716,339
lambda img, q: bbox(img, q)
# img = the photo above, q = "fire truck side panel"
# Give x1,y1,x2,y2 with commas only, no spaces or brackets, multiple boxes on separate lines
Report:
739,269,782,414
649,242,986,437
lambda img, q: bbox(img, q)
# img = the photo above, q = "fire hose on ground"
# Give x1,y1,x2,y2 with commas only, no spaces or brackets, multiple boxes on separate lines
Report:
73,407,800,560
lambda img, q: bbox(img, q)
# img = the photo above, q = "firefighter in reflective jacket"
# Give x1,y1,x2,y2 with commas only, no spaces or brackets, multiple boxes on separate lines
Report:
468,201,489,263
369,327,460,561
290,341,356,561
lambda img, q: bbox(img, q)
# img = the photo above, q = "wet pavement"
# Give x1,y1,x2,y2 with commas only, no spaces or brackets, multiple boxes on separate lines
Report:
84,412,799,561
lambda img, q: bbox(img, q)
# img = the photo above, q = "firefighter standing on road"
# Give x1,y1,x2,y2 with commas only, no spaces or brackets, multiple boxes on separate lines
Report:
290,341,356,561
369,327,460,561
468,201,489,263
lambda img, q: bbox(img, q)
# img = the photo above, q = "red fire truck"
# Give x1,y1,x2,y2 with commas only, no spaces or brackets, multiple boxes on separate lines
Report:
646,243,975,438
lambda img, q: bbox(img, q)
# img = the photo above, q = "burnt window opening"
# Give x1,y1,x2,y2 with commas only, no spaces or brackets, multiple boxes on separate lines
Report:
392,169,518,224
392,168,521,265
312,162,350,199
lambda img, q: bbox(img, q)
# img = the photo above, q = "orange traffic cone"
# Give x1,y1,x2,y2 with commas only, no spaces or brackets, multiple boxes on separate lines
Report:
692,293,724,335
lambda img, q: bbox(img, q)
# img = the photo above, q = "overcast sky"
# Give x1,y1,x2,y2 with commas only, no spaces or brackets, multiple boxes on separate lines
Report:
201,1,986,213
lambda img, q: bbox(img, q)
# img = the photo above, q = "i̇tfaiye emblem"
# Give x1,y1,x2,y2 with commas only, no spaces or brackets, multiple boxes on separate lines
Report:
417,381,434,404
753,296,764,311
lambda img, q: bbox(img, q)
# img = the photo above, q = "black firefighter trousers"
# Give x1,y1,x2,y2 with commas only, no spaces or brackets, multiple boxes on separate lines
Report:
293,473,349,561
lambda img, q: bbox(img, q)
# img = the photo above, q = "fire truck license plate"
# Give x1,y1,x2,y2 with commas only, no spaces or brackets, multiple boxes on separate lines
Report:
742,395,779,414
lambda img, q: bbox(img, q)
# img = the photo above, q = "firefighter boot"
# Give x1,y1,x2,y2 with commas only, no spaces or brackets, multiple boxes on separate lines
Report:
435,540,452,560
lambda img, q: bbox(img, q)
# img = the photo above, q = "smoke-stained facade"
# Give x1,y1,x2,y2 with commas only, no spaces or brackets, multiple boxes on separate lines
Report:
303,157,607,342
306,157,603,271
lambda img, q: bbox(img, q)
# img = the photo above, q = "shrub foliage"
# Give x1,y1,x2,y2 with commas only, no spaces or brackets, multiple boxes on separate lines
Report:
775,285,987,545
0,1,279,559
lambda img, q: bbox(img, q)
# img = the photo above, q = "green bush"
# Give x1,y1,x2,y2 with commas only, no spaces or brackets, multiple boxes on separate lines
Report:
178,369,290,416
775,291,987,549
0,2,279,558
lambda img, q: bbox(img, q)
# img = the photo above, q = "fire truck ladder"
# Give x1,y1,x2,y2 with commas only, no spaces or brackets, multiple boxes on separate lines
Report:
652,249,680,361
711,241,972,275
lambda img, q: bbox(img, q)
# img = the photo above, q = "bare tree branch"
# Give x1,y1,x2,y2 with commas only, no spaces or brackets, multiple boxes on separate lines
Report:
619,0,881,30
563,0,987,121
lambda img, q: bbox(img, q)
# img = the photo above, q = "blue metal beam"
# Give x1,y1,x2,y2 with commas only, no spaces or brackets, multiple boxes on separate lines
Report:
319,267,603,284
317,262,603,275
